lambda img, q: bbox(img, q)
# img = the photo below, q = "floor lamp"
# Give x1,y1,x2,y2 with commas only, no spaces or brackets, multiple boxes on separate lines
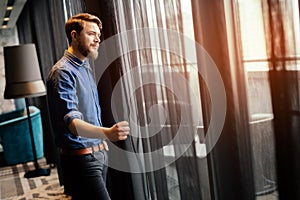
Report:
3,44,51,178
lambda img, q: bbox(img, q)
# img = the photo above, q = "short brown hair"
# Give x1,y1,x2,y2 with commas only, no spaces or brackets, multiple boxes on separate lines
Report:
65,13,102,45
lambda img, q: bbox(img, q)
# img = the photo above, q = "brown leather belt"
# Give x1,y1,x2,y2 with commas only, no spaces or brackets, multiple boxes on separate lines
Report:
61,143,106,156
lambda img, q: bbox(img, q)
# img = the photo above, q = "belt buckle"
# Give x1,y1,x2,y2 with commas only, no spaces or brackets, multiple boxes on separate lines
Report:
92,141,109,153
103,141,109,151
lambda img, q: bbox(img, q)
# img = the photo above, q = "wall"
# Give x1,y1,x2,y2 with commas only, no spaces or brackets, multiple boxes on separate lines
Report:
0,28,19,114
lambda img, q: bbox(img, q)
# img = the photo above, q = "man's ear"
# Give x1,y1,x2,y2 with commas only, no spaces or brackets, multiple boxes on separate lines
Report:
71,30,77,41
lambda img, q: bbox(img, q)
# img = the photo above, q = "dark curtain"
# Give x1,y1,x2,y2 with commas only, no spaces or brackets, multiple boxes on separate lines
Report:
16,0,85,165
191,1,255,199
261,0,300,199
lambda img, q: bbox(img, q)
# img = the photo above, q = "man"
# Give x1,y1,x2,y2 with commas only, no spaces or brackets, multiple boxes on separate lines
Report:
47,13,129,199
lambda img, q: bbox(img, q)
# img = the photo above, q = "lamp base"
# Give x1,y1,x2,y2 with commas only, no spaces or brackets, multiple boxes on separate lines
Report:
24,168,51,178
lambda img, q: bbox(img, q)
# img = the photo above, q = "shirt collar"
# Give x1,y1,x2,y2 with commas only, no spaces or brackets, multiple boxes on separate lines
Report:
64,51,89,68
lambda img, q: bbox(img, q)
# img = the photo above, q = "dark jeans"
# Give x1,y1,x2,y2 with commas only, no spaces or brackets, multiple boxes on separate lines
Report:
60,150,110,200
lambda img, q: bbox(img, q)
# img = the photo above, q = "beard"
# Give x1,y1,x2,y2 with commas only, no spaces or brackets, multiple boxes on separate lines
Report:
77,40,99,60
88,49,98,60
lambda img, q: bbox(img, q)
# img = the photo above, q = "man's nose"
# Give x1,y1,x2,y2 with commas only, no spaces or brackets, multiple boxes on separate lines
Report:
95,36,100,43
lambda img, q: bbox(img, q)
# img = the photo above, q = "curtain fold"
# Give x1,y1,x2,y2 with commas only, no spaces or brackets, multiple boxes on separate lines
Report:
112,0,203,199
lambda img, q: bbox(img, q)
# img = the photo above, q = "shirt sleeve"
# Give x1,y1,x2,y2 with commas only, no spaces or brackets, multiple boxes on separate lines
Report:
55,68,84,127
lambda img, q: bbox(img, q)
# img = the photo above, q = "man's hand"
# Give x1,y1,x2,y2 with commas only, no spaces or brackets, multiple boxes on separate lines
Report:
104,121,130,142
68,118,130,141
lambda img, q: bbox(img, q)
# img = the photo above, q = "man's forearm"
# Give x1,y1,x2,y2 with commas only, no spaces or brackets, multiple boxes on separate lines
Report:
68,118,109,139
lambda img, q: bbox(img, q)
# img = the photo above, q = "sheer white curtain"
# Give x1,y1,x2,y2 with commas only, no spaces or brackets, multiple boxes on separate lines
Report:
108,0,205,199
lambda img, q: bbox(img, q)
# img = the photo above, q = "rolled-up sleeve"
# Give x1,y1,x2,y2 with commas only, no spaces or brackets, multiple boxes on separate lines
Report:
64,110,83,126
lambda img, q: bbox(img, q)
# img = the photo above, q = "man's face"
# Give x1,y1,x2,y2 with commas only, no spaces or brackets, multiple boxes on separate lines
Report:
76,21,101,60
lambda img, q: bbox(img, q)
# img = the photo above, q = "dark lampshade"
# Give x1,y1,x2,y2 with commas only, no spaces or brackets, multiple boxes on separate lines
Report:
4,44,46,99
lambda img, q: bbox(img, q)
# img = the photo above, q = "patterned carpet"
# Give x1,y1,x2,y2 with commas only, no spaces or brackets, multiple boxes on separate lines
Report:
0,158,71,200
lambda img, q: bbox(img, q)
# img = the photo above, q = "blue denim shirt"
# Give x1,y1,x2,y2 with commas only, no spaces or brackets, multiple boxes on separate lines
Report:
47,51,102,150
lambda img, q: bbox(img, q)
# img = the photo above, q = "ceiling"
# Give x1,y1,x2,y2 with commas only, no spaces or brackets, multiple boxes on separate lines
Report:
0,0,27,29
